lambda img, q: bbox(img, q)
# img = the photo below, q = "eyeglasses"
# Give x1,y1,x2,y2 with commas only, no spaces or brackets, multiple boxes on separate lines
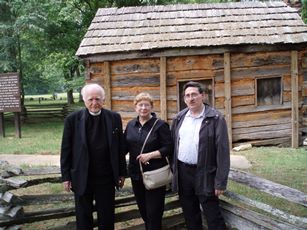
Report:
184,93,201,100
137,103,151,108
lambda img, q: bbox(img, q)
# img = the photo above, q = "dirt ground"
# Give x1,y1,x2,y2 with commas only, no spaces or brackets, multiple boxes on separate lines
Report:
0,154,60,166
0,154,251,169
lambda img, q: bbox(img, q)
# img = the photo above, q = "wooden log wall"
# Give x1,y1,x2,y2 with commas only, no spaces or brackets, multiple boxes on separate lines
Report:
88,59,161,126
87,48,307,145
230,51,293,146
166,54,225,120
300,49,307,136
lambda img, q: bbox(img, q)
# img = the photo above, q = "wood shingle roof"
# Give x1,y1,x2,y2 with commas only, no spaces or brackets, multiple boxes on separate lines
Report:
76,1,307,57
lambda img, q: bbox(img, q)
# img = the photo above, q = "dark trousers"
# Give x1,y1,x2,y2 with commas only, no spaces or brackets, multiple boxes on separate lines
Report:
74,183,115,230
131,178,166,230
178,161,227,230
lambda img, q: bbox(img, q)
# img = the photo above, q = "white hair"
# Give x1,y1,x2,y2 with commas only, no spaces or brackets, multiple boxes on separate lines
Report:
81,83,105,100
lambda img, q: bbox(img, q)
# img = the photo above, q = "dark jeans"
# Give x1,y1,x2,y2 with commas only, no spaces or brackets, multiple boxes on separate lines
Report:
131,178,166,230
74,183,115,230
178,161,227,230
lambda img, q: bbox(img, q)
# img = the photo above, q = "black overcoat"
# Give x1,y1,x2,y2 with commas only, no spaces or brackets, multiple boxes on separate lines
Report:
60,108,127,195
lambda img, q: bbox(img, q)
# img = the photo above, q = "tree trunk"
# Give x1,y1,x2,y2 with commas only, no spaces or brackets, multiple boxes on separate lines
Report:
78,87,83,102
67,89,74,105
75,67,83,103
16,33,27,122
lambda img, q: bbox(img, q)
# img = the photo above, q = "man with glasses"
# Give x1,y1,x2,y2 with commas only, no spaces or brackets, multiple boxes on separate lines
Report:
60,83,127,230
171,81,230,230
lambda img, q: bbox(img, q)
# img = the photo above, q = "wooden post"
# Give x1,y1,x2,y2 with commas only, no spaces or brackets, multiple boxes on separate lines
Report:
14,112,21,138
224,52,232,148
160,57,167,121
0,113,5,137
104,61,112,110
291,51,299,148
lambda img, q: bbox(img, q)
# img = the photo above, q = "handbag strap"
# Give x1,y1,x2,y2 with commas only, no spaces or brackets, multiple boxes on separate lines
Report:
140,118,159,155
139,118,159,174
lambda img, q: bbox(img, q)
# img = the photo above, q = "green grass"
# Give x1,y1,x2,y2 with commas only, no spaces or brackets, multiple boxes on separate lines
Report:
226,181,307,217
24,93,80,105
1,93,84,154
229,147,307,217
0,119,63,155
25,93,80,100
231,147,307,192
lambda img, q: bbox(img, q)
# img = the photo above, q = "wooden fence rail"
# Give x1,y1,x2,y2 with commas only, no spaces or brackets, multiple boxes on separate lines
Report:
3,104,71,120
24,104,70,119
0,163,306,230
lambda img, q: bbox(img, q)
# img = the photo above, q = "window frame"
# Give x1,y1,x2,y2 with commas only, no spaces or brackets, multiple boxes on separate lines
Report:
255,76,283,107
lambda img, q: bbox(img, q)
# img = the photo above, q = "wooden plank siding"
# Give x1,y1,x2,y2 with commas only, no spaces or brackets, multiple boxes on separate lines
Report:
298,50,307,136
224,52,232,148
104,62,112,109
111,59,161,125
85,47,307,146
228,51,299,146
166,54,224,113
160,57,167,121
291,51,299,147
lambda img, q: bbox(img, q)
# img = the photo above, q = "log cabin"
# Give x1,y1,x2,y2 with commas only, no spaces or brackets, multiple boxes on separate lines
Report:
76,1,307,147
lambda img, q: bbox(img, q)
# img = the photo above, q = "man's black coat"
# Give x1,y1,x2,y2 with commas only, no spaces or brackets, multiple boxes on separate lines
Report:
60,108,127,195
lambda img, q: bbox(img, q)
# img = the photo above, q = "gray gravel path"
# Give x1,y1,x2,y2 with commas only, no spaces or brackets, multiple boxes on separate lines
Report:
0,154,60,166
0,154,251,169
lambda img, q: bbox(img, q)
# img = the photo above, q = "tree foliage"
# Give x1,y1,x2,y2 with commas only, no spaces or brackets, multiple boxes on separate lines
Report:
302,0,307,23
0,0,306,104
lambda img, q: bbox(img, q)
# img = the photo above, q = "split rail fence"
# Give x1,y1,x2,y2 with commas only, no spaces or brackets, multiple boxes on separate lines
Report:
23,104,70,119
0,162,306,230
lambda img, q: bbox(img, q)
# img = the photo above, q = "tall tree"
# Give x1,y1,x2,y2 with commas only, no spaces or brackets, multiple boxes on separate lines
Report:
0,0,49,107
2,0,247,106
42,0,85,104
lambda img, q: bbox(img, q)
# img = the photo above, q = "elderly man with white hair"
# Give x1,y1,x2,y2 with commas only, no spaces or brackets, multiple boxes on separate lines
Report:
60,83,127,230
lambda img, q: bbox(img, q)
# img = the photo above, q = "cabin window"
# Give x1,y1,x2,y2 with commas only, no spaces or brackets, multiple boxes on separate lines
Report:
178,79,213,110
256,77,282,106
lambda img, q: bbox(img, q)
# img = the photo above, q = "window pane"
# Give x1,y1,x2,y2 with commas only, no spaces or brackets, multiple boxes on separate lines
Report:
257,77,281,106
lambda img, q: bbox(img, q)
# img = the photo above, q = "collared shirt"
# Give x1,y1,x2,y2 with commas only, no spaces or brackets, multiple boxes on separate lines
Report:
89,110,101,116
178,107,205,164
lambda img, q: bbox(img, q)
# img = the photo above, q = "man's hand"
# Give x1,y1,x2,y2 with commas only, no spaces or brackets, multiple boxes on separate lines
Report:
63,181,72,192
118,176,125,188
215,189,225,197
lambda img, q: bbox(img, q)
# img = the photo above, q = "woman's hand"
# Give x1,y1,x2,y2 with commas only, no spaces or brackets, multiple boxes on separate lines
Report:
137,152,153,165
137,150,162,164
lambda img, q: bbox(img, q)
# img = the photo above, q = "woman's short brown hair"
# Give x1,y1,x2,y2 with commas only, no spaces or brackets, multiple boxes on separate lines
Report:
134,92,154,107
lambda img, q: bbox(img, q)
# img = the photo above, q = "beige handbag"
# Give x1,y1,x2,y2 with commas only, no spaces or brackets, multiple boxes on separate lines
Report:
139,119,173,190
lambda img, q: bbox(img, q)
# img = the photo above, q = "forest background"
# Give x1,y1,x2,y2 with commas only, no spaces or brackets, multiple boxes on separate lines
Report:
1,0,307,106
